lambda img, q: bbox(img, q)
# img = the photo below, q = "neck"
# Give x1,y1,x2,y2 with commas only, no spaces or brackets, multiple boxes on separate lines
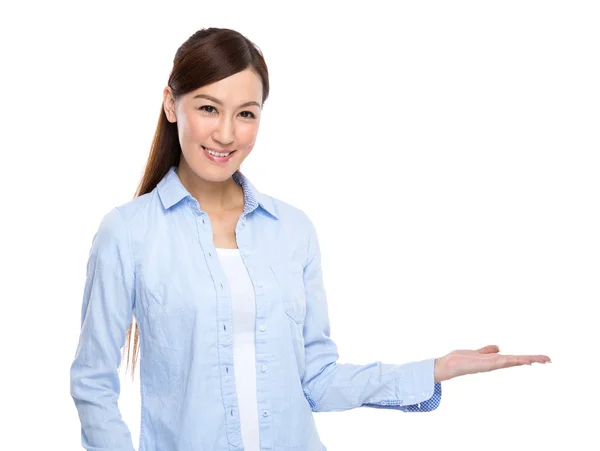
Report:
176,161,244,213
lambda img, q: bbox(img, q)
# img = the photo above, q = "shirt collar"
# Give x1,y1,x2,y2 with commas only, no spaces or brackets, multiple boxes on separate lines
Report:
157,166,279,219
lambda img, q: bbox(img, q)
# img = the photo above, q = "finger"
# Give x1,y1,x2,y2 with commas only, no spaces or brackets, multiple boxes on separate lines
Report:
522,355,552,364
511,355,551,364
490,355,524,369
494,354,551,368
477,345,500,354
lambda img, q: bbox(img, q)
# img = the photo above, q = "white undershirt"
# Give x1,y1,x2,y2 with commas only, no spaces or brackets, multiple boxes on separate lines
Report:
216,247,260,451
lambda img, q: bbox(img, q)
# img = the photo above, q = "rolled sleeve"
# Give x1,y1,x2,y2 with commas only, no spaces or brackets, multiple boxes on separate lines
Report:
362,358,442,412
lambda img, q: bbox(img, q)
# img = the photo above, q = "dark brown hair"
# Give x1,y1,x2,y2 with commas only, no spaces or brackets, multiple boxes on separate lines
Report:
119,27,270,379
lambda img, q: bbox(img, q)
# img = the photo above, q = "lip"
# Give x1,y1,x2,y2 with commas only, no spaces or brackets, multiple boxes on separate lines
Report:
202,145,236,164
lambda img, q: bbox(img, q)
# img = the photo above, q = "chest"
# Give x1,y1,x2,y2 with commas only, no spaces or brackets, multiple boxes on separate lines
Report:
133,212,308,356
207,208,243,249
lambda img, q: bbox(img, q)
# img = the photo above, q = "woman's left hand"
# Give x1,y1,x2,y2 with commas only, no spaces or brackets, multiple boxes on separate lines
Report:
434,345,551,383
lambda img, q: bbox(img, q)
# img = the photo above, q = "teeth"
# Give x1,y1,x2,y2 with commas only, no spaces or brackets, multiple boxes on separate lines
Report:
204,147,232,157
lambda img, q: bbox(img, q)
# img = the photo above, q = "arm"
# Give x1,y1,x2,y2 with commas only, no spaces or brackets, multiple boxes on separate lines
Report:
69,207,136,450
300,217,442,413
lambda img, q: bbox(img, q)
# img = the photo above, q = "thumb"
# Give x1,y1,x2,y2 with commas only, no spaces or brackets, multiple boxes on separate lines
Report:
477,345,500,354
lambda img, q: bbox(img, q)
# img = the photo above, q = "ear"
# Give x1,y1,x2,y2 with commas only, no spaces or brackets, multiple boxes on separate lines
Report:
163,86,177,123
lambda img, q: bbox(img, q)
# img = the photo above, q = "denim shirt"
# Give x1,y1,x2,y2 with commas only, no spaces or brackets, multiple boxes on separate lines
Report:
69,166,442,451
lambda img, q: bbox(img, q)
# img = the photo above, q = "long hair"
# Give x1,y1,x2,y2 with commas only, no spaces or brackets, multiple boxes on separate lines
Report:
120,27,270,379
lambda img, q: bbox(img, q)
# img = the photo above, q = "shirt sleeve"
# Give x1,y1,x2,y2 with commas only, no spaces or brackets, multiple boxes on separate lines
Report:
300,216,442,413
69,207,136,450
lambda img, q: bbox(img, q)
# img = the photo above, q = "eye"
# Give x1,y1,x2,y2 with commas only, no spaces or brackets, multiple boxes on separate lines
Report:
198,105,256,119
199,105,217,114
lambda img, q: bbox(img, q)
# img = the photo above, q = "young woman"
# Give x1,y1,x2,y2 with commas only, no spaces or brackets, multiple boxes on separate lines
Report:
69,27,551,451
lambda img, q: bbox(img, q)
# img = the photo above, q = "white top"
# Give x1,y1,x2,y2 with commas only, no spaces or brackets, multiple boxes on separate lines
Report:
216,247,260,451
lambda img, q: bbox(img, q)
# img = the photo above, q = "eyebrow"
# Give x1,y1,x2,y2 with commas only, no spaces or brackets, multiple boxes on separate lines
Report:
192,94,261,109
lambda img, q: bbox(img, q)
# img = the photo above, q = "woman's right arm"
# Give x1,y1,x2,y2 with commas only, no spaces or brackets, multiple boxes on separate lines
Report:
69,207,136,451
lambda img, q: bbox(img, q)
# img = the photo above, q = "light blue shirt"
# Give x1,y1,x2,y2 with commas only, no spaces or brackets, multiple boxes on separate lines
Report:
70,166,442,451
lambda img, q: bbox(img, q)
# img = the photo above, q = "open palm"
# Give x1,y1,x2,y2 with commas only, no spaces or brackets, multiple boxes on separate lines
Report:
434,345,551,383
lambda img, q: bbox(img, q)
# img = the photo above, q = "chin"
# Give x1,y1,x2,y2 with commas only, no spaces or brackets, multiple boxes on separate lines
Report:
199,170,237,183
182,159,237,182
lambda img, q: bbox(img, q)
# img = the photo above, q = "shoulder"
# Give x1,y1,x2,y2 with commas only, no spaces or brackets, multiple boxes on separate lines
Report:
258,192,319,249
113,191,155,224
263,192,314,228
93,191,157,244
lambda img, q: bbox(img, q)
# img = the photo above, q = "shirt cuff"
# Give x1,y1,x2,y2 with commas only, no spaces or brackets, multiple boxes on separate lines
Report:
362,357,442,412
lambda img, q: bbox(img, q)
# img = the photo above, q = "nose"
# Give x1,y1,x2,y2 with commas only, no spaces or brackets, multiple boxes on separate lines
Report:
212,116,235,146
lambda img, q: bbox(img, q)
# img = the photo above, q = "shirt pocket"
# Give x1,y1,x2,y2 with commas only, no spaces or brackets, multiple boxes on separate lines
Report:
145,286,193,344
270,262,306,325
139,271,198,347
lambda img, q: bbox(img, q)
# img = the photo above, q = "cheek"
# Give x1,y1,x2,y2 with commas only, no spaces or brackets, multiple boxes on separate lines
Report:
237,123,260,149
179,114,213,143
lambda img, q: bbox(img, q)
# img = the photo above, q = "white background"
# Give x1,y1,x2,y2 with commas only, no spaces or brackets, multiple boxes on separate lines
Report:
1,1,598,450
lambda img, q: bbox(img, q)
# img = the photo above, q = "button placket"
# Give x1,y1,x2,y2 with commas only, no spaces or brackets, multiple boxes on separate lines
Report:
193,209,244,447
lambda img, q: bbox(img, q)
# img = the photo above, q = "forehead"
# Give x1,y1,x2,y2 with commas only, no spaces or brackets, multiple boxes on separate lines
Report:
188,68,263,105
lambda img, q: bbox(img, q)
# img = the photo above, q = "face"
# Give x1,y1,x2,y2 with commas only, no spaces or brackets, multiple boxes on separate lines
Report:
163,68,263,182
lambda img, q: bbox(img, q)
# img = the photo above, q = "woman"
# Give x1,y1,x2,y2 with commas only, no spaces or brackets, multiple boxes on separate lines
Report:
69,27,551,451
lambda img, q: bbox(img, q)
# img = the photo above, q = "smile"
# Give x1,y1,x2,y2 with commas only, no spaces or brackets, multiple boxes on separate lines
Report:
202,146,235,157
202,146,236,163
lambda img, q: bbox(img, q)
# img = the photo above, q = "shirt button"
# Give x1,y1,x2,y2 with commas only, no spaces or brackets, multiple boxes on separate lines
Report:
244,250,251,257
256,281,263,287
261,365,267,372
259,324,266,332
262,410,269,417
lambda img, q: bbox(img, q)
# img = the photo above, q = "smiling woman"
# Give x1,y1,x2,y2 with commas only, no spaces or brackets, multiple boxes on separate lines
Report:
163,69,264,178
129,28,269,200
126,28,270,378
69,26,551,451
